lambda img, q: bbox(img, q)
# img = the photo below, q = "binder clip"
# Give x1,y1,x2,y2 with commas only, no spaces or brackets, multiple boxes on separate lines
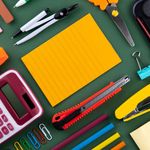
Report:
132,51,150,80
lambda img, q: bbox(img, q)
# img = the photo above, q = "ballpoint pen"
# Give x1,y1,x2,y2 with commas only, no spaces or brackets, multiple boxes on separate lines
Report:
52,76,130,130
13,4,78,45
89,0,135,47
123,97,150,120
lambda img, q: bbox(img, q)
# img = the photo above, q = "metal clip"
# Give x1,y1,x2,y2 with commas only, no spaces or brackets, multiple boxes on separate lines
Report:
14,141,24,150
20,137,34,150
32,127,47,144
39,123,52,141
27,132,41,149
132,51,150,80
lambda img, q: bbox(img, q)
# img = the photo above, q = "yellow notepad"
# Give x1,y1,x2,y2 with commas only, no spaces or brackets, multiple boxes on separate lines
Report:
22,14,121,107
130,122,150,150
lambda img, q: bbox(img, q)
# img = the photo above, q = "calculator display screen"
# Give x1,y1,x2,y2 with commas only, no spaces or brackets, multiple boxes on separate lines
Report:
1,84,27,118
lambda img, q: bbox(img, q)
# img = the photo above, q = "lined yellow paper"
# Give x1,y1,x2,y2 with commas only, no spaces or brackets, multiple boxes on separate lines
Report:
22,14,121,107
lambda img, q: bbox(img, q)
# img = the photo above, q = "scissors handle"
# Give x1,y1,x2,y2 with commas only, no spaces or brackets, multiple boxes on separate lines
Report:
89,0,118,10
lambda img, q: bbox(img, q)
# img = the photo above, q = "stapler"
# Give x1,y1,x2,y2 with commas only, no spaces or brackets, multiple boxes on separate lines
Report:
115,84,150,121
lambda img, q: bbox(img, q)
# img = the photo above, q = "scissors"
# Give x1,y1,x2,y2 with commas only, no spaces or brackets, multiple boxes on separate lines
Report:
89,0,135,47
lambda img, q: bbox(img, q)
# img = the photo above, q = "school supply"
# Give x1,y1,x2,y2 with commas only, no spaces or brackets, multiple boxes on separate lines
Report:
14,0,31,8
32,127,47,144
52,76,130,130
0,27,3,33
133,0,150,39
92,133,120,150
0,47,8,65
20,137,34,150
22,14,122,107
130,121,150,150
12,8,51,38
14,4,78,45
115,84,150,121
132,51,150,80
52,114,108,150
14,141,24,150
0,0,14,24
0,70,43,144
123,97,150,120
89,0,135,47
72,123,114,150
111,141,126,150
39,123,52,141
27,131,41,149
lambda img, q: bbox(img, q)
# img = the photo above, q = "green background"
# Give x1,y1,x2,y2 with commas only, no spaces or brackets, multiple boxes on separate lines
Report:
1,0,150,149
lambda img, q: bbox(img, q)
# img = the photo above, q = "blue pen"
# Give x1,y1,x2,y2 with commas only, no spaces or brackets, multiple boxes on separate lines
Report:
132,51,150,80
27,132,41,150
72,123,114,150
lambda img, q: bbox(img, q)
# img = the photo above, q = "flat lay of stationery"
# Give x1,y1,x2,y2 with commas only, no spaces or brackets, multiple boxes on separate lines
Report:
22,14,121,107
1,0,150,150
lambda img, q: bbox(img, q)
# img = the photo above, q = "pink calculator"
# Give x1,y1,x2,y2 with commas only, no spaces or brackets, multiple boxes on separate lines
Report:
0,70,43,144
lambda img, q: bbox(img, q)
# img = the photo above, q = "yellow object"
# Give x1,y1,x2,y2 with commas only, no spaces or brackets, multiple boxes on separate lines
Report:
0,47,8,65
89,0,118,10
22,14,121,107
130,121,150,150
112,10,119,17
115,84,150,121
14,141,24,150
92,133,120,150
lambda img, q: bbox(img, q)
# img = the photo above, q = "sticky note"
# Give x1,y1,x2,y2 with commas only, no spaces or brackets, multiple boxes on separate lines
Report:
22,14,121,107
130,121,150,150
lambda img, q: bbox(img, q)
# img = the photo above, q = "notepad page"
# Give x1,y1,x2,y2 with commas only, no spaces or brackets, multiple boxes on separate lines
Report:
130,122,150,150
22,14,121,107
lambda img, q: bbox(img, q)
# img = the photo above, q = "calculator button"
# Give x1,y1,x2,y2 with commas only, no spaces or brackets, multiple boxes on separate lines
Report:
7,123,14,131
1,126,9,135
0,118,3,126
0,108,3,114
0,131,3,139
1,115,8,122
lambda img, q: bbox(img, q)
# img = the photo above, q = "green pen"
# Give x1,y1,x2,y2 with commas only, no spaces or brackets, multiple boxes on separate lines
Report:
14,0,31,8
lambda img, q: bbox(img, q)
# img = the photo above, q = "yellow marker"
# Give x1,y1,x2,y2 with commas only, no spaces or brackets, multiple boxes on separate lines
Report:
92,133,120,150
112,10,119,17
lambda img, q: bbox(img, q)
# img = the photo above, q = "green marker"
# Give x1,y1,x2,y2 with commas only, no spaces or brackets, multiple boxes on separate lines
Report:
14,0,31,8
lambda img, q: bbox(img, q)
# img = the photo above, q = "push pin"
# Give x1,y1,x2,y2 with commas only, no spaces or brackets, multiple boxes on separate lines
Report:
132,51,150,80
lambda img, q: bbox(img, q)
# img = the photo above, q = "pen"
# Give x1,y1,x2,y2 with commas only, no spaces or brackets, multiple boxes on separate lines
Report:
14,0,31,8
12,8,51,38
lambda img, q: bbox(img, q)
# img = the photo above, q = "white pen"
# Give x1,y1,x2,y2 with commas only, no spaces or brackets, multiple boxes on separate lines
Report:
15,18,58,45
12,8,51,38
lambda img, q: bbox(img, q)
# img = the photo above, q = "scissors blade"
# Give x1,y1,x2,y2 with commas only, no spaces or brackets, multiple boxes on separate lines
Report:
106,4,135,47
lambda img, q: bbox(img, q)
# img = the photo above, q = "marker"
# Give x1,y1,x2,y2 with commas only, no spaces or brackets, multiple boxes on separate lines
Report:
14,0,31,8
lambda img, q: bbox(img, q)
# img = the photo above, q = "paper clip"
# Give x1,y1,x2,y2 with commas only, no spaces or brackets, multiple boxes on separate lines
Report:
14,141,24,150
20,137,34,150
132,51,150,80
39,123,52,141
27,131,41,149
32,127,47,144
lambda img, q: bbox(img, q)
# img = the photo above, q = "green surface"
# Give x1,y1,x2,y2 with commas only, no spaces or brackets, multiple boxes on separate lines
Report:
0,0,150,150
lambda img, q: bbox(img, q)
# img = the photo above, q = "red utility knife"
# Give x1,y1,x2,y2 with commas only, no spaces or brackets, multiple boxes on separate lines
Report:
52,76,130,130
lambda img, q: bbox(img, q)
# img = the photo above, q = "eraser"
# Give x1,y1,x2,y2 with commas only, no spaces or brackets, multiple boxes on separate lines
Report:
0,27,3,33
0,47,8,65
